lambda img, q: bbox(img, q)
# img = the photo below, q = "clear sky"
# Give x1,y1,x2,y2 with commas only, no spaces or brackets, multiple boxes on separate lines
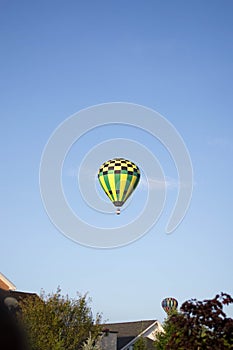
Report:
1,0,233,322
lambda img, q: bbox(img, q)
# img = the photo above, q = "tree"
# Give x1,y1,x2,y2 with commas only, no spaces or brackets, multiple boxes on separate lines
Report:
133,337,146,350
155,293,233,350
82,333,103,350
17,287,102,350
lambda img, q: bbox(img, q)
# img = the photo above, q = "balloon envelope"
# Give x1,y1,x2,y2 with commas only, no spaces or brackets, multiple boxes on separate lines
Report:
162,297,178,314
98,158,140,208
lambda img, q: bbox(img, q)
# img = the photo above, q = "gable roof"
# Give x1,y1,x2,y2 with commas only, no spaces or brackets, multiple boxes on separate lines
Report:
0,287,38,312
0,273,16,291
102,320,157,349
0,289,37,301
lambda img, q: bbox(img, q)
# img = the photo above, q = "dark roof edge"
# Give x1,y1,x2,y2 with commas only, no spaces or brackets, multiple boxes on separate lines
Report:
103,319,157,326
120,320,159,350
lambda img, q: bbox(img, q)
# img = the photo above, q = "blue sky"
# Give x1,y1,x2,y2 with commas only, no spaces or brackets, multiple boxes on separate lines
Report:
1,0,233,322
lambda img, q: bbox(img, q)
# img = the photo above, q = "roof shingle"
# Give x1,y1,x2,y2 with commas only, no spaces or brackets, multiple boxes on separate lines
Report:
102,320,156,349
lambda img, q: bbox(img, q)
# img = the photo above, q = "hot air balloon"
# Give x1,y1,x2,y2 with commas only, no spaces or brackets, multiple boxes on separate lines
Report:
98,158,140,215
161,297,178,314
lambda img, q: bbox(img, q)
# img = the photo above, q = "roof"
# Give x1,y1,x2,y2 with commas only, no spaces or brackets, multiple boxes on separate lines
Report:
0,288,38,304
102,320,157,349
0,272,16,291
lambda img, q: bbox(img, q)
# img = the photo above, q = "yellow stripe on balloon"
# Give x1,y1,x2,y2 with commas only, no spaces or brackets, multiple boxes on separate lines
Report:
119,173,128,202
99,176,112,201
107,173,117,201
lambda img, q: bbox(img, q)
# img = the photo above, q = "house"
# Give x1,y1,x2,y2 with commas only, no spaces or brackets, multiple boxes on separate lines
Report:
101,319,164,350
0,273,35,350
0,272,37,309
0,272,16,291
0,273,164,349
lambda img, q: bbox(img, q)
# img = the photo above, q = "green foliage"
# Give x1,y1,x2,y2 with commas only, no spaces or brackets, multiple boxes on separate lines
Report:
154,293,233,350
154,311,181,350
82,333,103,350
17,287,102,350
134,336,146,350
